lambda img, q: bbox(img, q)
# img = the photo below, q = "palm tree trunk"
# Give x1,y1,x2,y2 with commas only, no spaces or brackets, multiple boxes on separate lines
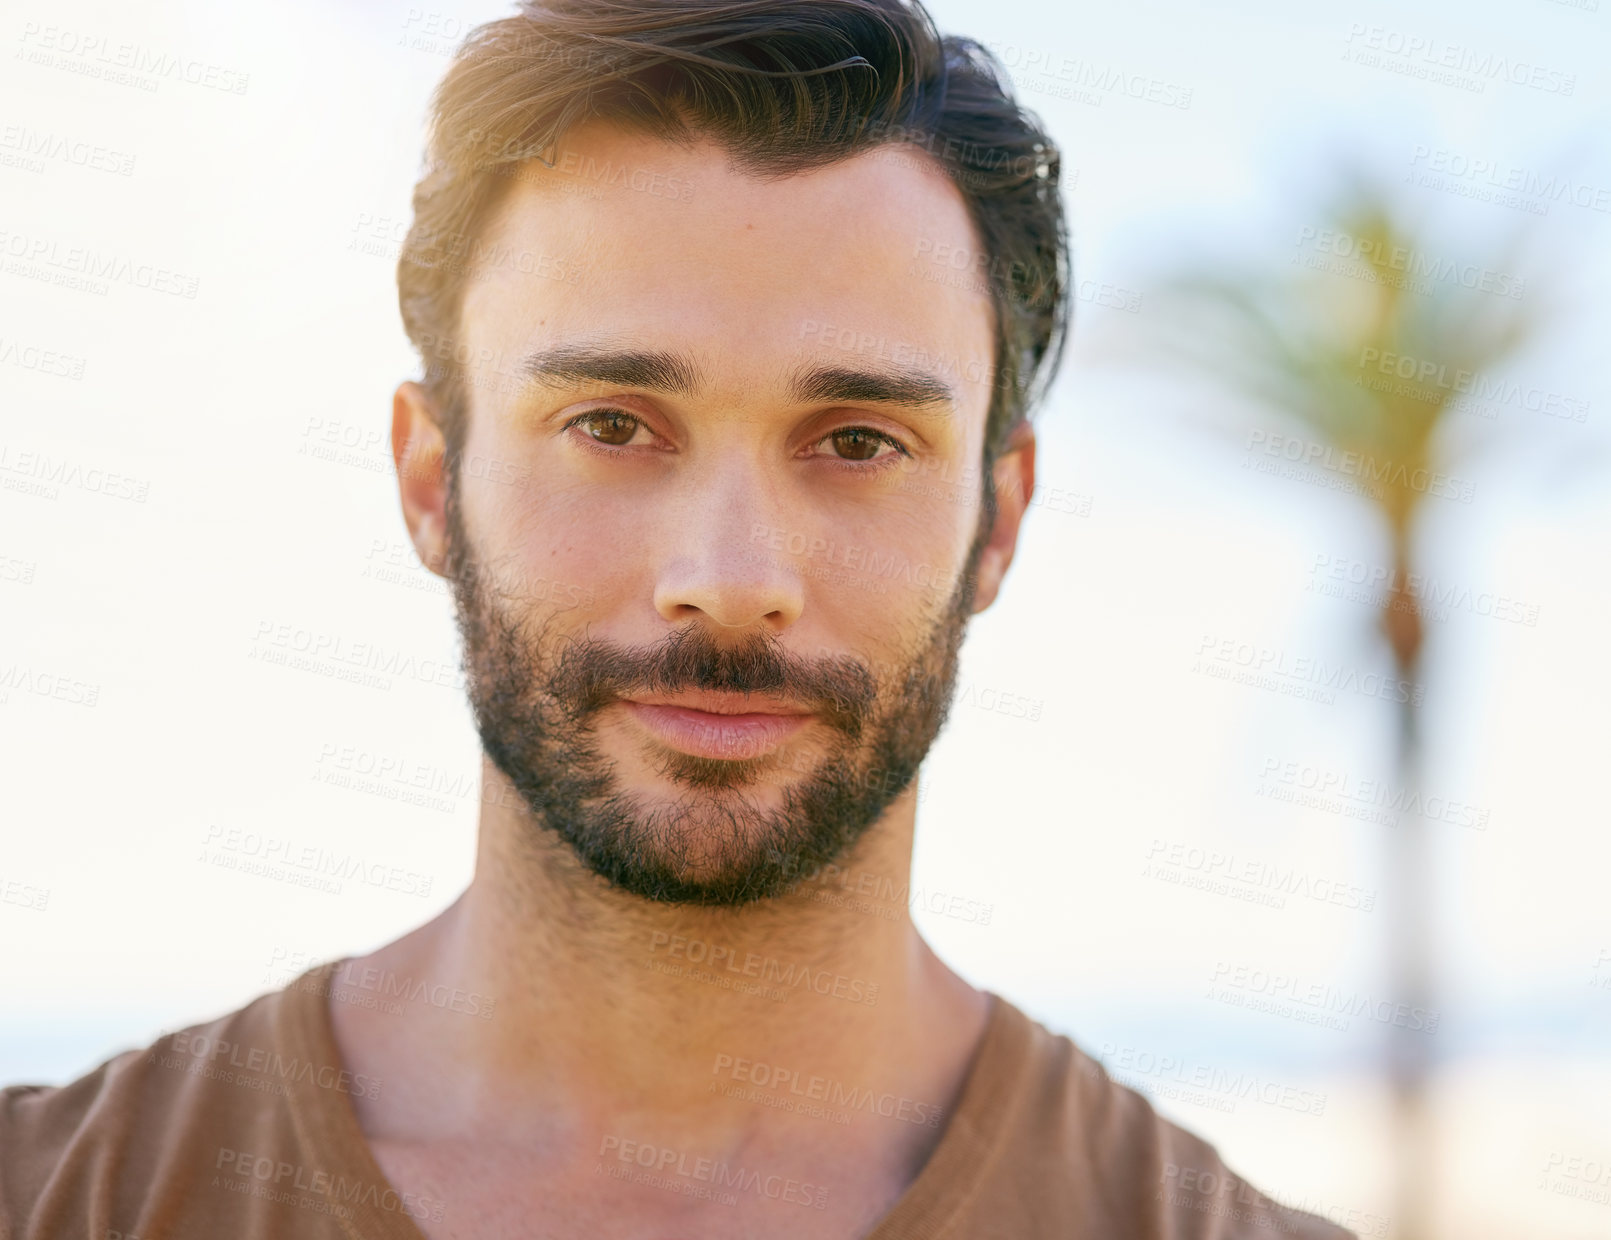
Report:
1383,536,1434,1240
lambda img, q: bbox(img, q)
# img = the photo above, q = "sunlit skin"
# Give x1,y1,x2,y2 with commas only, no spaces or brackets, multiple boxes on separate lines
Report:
330,120,1036,1238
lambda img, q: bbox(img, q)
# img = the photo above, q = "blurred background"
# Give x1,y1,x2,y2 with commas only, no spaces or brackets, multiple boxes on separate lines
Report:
2,1,1608,1237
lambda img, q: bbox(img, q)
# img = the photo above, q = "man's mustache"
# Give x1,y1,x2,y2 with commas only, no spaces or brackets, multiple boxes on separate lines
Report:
548,624,876,739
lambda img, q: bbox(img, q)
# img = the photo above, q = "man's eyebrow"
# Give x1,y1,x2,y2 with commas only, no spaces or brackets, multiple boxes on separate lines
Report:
518,344,956,413
786,362,956,413
519,344,704,396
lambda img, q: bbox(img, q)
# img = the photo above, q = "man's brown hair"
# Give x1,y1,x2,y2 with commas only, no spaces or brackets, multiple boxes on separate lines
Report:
397,0,1070,476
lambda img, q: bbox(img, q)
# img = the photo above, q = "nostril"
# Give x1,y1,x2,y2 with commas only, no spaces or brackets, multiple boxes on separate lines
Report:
652,561,805,631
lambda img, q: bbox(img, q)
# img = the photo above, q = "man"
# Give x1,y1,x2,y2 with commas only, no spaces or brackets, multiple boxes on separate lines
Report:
0,1,1353,1236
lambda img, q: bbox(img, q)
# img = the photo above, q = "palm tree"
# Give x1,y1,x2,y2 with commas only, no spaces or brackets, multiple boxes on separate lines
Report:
1124,177,1551,1240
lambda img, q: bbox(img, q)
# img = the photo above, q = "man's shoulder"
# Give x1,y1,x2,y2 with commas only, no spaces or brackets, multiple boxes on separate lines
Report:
0,974,311,1233
978,998,1357,1239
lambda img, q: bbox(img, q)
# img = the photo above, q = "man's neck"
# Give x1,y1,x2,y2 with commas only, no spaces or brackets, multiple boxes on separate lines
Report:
327,757,991,1177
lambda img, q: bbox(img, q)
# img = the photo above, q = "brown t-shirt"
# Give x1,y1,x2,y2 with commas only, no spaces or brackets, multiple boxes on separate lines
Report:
0,961,1354,1239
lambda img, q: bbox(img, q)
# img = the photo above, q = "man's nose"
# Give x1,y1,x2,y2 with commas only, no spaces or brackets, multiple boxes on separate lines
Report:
652,470,805,633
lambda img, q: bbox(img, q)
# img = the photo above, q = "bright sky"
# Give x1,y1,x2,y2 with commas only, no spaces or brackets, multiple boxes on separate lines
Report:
3,1,1608,1235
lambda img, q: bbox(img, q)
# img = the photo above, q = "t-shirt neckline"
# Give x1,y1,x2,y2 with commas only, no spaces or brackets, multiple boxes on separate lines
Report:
276,958,1036,1239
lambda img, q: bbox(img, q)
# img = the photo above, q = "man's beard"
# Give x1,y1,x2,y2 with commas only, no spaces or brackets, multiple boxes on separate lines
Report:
444,478,992,908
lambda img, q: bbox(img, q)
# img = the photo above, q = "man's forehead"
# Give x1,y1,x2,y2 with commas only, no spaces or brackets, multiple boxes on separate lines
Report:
457,120,997,403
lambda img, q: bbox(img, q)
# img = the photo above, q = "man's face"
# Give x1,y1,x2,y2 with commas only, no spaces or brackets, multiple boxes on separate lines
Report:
414,121,1024,906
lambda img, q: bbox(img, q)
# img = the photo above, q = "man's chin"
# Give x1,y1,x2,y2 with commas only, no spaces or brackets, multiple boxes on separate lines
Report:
573,844,808,907
546,789,830,907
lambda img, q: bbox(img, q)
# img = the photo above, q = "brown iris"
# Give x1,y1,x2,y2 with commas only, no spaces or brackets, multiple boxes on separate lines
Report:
580,410,638,445
831,428,883,461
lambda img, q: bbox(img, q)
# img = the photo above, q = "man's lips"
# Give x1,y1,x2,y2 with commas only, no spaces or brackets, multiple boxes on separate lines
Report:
625,691,813,717
618,694,815,760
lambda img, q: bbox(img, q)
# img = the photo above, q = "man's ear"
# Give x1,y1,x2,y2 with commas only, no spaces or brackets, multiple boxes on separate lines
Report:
969,420,1036,615
392,381,451,579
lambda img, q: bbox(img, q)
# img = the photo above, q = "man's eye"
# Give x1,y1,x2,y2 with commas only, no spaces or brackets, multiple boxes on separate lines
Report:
823,427,907,463
569,409,642,446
